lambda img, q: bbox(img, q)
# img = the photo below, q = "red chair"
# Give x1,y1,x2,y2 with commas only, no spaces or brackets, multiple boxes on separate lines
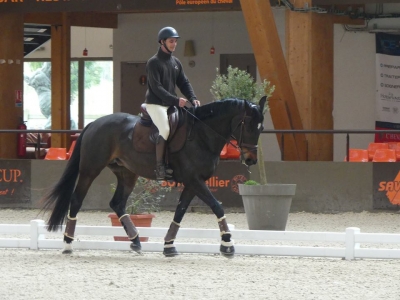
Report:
367,142,389,161
345,149,369,162
372,148,396,162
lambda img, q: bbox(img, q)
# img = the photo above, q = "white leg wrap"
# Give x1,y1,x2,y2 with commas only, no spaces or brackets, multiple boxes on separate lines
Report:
62,242,73,253
221,240,234,247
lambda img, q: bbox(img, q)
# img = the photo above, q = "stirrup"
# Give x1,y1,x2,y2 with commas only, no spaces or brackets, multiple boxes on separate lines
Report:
156,164,166,180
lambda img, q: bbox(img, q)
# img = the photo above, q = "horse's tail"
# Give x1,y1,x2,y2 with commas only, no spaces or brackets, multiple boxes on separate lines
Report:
41,125,91,232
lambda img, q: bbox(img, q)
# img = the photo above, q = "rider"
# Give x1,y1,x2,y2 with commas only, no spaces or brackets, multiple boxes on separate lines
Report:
145,26,200,180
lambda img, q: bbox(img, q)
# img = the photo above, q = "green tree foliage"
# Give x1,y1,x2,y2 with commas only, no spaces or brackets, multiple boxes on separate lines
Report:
210,66,274,113
210,66,275,185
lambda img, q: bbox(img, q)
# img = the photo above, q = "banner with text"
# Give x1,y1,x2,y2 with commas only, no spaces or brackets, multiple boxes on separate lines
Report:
0,160,31,204
375,33,400,142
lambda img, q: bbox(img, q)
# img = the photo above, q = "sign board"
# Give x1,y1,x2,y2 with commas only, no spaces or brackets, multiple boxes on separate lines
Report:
0,160,31,204
373,162,400,209
0,0,241,13
161,160,249,209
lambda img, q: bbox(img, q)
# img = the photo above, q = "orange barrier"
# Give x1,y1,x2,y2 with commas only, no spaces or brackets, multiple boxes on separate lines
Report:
44,148,67,160
367,142,389,161
387,142,400,161
345,149,369,162
372,148,396,162
220,140,240,159
66,140,76,159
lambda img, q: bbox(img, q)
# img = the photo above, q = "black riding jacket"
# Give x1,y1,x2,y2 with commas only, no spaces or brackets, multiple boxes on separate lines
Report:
145,47,197,107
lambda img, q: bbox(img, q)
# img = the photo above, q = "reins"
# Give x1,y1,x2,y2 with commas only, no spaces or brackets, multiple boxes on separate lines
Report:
183,102,257,157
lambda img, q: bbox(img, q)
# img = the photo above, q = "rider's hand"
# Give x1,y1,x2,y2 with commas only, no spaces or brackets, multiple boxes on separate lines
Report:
193,100,201,107
178,98,188,107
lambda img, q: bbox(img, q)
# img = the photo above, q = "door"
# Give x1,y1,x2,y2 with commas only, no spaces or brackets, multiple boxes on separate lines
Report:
120,62,147,115
220,54,257,80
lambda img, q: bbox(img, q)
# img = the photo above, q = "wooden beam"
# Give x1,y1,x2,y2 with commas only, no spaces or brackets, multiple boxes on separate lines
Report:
286,1,334,161
69,13,118,28
240,0,307,161
24,13,62,25
51,13,71,148
313,0,397,4
24,12,118,28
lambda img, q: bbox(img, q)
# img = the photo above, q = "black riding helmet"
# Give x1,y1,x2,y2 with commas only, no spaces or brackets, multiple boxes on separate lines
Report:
158,27,180,44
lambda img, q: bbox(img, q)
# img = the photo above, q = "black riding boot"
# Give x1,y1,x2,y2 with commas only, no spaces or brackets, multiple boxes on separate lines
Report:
155,136,167,180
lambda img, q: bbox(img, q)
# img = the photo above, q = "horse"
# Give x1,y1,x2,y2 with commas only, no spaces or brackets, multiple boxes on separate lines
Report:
41,97,267,258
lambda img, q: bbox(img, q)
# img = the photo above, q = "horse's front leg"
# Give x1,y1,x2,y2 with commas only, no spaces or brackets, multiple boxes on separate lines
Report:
109,169,142,254
163,186,196,257
191,181,235,258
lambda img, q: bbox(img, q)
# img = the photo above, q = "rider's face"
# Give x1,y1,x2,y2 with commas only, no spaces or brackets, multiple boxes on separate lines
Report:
163,38,178,52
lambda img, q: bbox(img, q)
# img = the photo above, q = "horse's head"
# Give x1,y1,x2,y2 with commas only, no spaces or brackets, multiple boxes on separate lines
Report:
231,97,267,166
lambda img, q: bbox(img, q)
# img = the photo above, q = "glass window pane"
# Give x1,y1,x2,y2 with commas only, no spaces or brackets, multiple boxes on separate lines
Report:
70,61,79,129
84,61,113,126
23,62,51,129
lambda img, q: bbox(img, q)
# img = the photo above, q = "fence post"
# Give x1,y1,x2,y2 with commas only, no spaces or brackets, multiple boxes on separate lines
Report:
345,227,360,260
30,219,45,250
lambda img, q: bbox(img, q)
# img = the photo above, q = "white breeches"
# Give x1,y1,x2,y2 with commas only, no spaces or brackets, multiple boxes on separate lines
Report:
145,104,170,140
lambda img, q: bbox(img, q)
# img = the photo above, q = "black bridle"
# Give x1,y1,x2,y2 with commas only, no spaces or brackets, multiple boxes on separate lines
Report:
184,104,259,161
231,115,259,161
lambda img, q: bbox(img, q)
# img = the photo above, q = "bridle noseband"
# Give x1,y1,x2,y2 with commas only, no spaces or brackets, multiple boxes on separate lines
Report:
230,113,258,161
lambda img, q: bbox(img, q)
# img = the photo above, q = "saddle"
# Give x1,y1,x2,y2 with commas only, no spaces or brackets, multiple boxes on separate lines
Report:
132,104,188,154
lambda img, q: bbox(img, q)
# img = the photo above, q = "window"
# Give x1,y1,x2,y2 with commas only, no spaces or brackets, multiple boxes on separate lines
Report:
23,59,113,129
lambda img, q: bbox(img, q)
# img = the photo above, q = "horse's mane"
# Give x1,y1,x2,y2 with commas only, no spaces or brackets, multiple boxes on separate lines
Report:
193,98,246,120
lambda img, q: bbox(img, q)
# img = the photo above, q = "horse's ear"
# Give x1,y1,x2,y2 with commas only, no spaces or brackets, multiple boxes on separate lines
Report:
259,96,267,112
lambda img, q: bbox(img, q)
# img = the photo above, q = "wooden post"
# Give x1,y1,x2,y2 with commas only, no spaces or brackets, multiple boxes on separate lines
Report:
51,12,71,148
240,0,307,161
0,14,24,158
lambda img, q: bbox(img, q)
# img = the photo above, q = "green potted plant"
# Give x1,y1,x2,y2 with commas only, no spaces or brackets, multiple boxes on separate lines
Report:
211,66,296,231
108,177,171,241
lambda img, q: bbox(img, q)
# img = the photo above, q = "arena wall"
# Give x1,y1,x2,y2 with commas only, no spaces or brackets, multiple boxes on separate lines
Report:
0,160,378,213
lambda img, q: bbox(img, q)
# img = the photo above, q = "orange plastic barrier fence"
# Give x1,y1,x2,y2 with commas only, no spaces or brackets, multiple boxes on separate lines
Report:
220,140,240,159
66,141,76,159
372,148,396,162
345,149,369,162
367,142,389,161
44,148,67,160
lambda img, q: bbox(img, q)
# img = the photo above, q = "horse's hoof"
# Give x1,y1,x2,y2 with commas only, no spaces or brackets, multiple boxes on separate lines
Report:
220,245,235,258
130,237,142,254
163,247,179,257
62,243,73,254
130,243,142,255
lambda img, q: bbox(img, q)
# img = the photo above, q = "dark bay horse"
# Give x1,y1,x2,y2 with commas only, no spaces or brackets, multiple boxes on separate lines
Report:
42,97,266,257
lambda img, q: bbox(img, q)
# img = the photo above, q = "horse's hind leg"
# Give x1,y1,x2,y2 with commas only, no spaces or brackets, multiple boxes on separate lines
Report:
163,186,196,257
63,171,99,254
108,165,142,254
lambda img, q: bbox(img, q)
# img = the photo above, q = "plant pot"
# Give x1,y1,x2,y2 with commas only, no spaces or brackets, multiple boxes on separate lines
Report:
238,183,296,231
107,213,155,242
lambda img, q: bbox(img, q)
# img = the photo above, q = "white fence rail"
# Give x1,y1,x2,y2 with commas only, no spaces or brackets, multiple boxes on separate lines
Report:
0,220,399,260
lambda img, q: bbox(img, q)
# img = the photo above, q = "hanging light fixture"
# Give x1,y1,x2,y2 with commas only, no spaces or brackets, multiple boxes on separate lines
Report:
83,27,88,56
